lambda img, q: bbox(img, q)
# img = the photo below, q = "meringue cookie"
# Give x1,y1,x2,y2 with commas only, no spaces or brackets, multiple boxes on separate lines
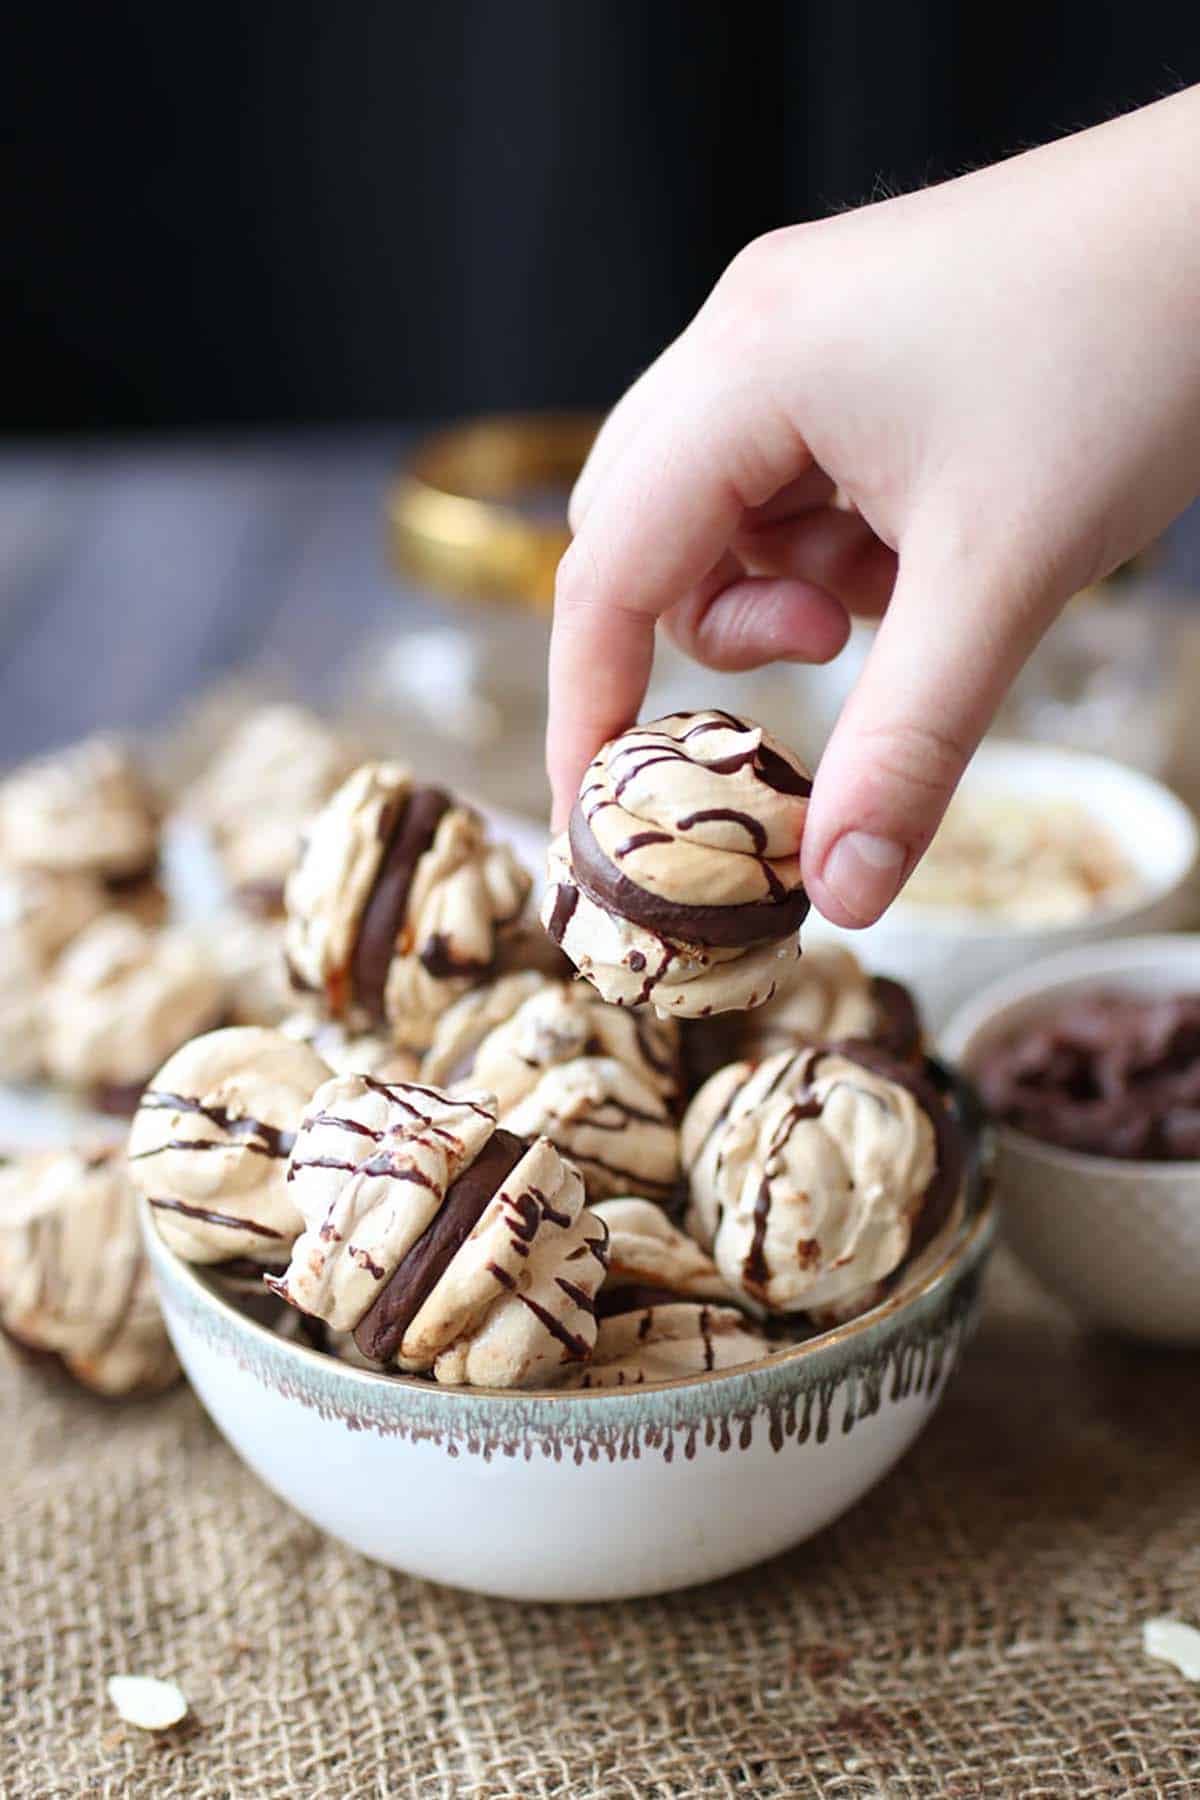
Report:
284,763,531,1048
423,969,681,1102
682,944,922,1085
592,1197,738,1305
43,916,224,1096
0,1147,179,1396
186,706,358,912
558,1197,767,1386
0,736,159,882
128,1026,332,1264
501,1056,679,1202
280,1011,419,1082
0,865,108,1081
542,711,811,1018
682,1044,961,1315
564,1303,770,1389
269,1076,608,1387
200,911,293,1027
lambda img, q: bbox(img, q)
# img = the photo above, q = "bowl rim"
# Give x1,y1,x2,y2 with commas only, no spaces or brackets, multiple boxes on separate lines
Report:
872,738,1197,942
942,931,1200,1179
140,1067,994,1408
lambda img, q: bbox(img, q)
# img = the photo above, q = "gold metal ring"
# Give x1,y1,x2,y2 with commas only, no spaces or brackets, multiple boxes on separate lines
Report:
387,412,601,609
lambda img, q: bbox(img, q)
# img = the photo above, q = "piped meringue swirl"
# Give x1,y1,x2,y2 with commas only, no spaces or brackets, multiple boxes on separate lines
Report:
682,1044,961,1315
0,1147,179,1396
128,1026,333,1264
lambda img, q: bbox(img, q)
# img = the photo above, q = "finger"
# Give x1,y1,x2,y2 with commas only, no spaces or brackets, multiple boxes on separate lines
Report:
663,576,850,671
549,375,813,819
801,524,1056,927
739,465,838,527
569,338,688,530
737,506,898,617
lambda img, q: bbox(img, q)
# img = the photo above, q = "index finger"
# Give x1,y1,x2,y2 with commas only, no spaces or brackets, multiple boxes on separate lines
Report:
546,374,813,824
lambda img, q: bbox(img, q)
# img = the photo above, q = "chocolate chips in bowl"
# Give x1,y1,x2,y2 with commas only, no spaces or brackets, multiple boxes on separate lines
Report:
944,935,1200,1348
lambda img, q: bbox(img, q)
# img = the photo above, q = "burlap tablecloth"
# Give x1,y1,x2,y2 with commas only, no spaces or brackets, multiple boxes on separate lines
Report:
5,1247,1198,1800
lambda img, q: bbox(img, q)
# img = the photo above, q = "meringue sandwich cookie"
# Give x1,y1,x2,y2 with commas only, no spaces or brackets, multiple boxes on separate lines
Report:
268,1075,609,1388
43,915,225,1110
0,865,107,1081
421,973,682,1113
284,763,532,1049
560,1200,770,1387
280,1011,420,1082
682,1042,965,1317
681,944,923,1089
543,711,812,1019
128,1027,333,1265
501,1057,680,1203
0,1147,179,1397
185,704,358,915
0,736,161,895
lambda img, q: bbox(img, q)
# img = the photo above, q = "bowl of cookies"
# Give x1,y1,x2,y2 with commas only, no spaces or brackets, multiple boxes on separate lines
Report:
89,709,990,1601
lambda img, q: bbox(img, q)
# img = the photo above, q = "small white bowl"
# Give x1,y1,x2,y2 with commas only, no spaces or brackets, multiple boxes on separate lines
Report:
141,1085,992,1603
943,935,1200,1347
809,740,1198,1030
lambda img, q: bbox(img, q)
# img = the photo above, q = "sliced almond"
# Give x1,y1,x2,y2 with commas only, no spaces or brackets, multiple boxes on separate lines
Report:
106,1674,189,1731
1143,1617,1200,1682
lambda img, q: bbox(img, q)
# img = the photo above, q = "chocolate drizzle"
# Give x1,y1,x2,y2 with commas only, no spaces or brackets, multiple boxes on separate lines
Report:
353,1128,528,1363
149,1195,285,1240
569,803,810,950
547,884,579,945
350,786,451,1021
135,1091,296,1160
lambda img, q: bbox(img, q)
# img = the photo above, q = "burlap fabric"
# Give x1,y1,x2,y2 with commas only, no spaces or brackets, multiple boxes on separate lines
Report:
5,1248,1198,1800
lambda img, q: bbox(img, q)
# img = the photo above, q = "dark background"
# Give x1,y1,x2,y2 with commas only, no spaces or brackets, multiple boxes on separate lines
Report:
6,1,1200,433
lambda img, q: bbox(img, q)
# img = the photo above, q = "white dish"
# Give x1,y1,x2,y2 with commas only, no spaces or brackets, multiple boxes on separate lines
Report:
808,739,1197,1031
943,934,1200,1346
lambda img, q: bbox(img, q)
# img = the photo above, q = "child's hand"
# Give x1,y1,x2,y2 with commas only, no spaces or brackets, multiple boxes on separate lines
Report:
547,87,1200,926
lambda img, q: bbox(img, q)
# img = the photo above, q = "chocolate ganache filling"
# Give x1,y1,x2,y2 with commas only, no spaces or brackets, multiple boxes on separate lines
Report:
351,786,452,1021
567,803,811,950
354,1127,528,1363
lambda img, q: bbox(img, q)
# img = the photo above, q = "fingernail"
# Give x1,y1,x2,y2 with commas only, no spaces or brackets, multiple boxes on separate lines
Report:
821,831,907,924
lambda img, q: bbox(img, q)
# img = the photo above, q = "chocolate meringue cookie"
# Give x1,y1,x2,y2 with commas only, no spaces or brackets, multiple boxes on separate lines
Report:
501,1057,680,1203
128,1026,332,1264
682,1043,963,1316
682,944,922,1087
186,706,357,913
199,911,293,1027
280,1011,419,1082
284,762,531,1049
0,865,108,1081
563,1197,769,1386
269,1076,608,1387
422,973,682,1109
0,1147,179,1396
43,916,224,1105
0,736,160,891
542,711,812,1018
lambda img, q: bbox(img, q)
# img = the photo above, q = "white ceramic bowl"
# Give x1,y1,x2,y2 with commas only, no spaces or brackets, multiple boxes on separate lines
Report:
808,740,1198,1031
141,1079,992,1602
943,936,1200,1347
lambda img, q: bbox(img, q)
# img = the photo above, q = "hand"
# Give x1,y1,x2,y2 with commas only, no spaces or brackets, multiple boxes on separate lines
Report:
546,87,1200,926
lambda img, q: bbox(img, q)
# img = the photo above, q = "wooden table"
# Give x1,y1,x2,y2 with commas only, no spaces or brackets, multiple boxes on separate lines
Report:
2,431,1198,771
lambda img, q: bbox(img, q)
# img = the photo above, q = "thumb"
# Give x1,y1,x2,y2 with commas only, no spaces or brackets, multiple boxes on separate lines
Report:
801,527,1061,927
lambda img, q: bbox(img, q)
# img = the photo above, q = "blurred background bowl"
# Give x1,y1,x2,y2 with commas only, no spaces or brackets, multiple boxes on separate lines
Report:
810,740,1199,1031
942,934,1200,1346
